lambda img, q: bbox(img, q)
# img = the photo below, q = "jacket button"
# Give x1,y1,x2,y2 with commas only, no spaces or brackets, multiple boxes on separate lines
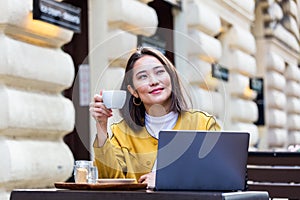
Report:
146,161,151,165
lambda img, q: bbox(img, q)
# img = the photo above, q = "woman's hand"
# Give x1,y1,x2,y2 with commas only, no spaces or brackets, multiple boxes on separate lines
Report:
138,172,156,188
89,90,113,146
90,91,113,124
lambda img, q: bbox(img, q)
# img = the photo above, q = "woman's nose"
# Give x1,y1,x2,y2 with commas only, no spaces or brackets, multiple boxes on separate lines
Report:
149,75,159,86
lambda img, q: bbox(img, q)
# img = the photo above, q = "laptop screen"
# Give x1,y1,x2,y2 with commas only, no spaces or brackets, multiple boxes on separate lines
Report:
155,131,249,191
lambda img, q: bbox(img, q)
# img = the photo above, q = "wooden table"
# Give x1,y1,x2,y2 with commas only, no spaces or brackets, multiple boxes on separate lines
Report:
10,189,269,200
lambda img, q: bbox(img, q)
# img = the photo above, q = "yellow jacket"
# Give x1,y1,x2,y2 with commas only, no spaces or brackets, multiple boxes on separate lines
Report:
94,110,220,181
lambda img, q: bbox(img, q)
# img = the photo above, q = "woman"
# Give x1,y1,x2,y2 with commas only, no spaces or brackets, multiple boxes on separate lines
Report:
90,47,220,186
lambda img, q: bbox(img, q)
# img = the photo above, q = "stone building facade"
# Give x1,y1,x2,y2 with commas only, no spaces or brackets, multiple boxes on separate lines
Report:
1,0,300,199
253,0,300,149
88,0,300,151
0,0,75,199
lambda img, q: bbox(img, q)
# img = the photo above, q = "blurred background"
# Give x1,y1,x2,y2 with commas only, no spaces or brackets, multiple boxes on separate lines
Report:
1,0,300,199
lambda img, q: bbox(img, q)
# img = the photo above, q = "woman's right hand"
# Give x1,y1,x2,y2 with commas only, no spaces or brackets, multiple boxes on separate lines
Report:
89,90,113,146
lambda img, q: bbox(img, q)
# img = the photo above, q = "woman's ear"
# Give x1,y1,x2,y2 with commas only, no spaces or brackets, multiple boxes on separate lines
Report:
127,85,139,98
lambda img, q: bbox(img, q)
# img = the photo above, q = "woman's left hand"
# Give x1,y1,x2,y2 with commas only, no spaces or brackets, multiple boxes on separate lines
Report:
138,172,155,188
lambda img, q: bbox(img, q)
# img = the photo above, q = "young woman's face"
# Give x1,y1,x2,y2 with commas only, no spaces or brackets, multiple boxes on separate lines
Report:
129,55,172,112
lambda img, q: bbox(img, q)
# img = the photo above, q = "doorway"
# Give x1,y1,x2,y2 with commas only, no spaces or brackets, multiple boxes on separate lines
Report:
148,0,175,64
62,0,90,162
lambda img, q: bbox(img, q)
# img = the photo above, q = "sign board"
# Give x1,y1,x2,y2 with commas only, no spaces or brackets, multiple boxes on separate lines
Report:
250,78,265,126
78,64,90,107
33,0,81,33
138,35,167,55
211,63,229,82
250,77,263,94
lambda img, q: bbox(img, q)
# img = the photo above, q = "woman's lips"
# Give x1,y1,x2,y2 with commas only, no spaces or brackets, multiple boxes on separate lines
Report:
150,88,163,94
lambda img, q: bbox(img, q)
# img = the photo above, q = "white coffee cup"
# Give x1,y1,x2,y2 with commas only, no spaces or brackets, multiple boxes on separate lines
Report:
102,90,126,109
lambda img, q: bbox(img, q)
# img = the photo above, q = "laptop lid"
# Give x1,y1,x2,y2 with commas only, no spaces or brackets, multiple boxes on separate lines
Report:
155,130,249,191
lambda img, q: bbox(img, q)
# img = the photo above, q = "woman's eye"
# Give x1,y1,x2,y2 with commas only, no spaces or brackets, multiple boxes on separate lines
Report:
157,69,165,75
138,74,147,80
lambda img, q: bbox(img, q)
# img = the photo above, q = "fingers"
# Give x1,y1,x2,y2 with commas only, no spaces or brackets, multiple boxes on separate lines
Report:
94,93,102,103
89,93,112,122
138,174,147,183
92,106,112,117
139,172,156,188
89,102,112,116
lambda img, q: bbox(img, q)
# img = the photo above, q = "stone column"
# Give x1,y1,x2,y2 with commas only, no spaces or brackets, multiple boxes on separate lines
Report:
184,0,223,122
0,0,75,199
183,0,258,148
254,0,300,149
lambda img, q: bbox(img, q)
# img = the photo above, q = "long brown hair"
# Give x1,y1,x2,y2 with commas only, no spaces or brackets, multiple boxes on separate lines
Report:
120,47,188,131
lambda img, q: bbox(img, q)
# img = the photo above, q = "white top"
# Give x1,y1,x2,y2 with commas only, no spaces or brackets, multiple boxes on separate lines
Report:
145,111,179,139
145,111,179,173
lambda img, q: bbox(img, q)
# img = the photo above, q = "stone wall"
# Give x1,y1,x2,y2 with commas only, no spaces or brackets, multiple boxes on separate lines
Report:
88,0,300,152
88,0,260,149
0,0,75,199
183,0,258,148
254,0,300,149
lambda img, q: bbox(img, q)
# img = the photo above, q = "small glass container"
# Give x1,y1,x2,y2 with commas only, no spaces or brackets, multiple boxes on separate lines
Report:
88,166,98,184
74,160,93,183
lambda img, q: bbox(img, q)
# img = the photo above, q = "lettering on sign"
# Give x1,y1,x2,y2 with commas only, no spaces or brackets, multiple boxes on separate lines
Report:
33,0,81,33
138,35,167,55
211,63,229,82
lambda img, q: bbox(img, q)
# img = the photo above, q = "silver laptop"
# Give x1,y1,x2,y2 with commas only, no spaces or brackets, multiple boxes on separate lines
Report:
154,130,249,191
